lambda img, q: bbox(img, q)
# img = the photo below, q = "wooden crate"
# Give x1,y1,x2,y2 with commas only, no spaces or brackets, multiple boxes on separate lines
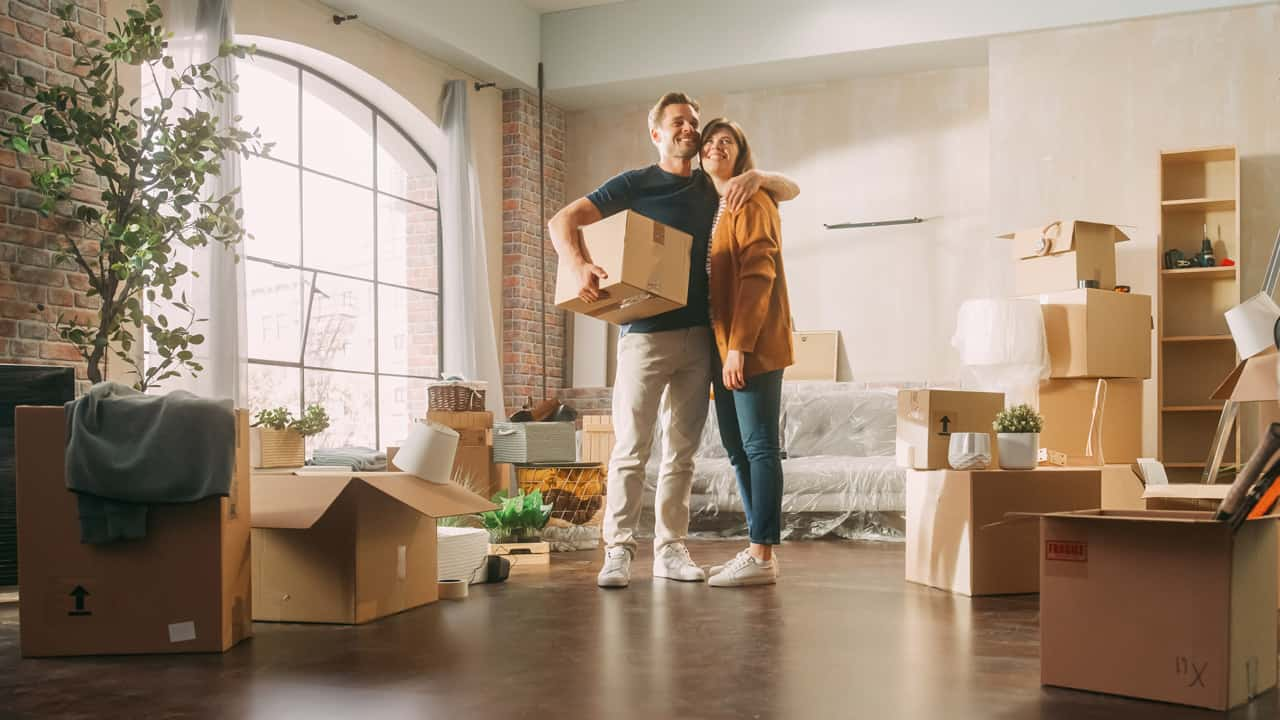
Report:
252,427,304,469
581,414,615,464
488,541,551,567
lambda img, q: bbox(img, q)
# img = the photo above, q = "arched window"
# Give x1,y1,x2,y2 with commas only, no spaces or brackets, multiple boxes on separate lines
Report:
236,53,441,450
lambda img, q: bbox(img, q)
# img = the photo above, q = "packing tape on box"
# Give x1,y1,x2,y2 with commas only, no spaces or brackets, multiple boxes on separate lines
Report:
438,579,469,600
1226,292,1280,359
395,421,459,484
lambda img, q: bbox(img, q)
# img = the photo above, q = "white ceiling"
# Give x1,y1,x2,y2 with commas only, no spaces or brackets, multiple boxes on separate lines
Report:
523,0,623,13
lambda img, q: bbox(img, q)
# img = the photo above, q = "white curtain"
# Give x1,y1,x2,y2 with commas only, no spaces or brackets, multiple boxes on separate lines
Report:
145,0,246,405
439,80,504,415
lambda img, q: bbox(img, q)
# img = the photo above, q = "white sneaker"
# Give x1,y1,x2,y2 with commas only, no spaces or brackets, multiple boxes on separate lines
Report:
597,547,632,588
653,543,707,582
710,549,780,576
708,552,777,587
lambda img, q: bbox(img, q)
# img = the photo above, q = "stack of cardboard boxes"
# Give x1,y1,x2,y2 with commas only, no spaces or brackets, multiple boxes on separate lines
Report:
1009,220,1151,507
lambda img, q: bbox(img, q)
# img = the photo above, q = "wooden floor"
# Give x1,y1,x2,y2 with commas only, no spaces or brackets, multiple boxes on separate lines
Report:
1,539,1274,719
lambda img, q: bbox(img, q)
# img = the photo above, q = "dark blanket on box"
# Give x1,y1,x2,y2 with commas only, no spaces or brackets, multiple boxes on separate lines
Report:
64,382,235,544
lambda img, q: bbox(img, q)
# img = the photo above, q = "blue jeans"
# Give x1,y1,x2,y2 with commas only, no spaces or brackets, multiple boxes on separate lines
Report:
712,360,784,545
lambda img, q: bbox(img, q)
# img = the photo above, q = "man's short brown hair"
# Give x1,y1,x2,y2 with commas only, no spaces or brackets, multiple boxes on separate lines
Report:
648,92,700,131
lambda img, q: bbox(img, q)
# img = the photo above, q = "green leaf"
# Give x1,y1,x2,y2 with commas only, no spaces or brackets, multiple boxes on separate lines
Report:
11,137,29,154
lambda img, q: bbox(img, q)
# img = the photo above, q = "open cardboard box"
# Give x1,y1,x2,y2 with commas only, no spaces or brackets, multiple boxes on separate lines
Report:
1039,509,1278,711
251,471,495,624
1001,220,1130,296
1213,347,1280,402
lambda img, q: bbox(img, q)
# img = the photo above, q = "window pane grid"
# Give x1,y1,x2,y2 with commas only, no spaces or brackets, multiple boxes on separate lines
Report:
238,51,443,452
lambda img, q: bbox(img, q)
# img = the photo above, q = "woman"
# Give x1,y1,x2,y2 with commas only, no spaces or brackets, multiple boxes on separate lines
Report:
700,118,794,588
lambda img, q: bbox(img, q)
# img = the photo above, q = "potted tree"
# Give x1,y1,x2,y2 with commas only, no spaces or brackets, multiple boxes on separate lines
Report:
251,404,330,468
994,404,1044,470
0,0,267,390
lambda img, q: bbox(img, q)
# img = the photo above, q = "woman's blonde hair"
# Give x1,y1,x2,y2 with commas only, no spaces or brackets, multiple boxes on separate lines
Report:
700,117,756,178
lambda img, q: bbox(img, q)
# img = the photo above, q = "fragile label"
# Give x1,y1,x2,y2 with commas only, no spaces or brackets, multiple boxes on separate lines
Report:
168,621,197,643
1046,540,1087,562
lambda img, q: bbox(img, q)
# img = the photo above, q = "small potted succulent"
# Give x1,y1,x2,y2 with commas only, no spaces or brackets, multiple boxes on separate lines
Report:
251,404,331,468
481,489,551,544
993,404,1044,470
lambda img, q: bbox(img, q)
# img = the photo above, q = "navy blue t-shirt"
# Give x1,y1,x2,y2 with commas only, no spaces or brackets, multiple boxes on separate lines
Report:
586,165,719,334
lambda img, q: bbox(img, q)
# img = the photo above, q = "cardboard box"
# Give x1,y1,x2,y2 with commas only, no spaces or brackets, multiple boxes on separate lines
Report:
1001,220,1130,296
904,468,1101,595
426,411,497,496
785,331,839,381
554,210,692,325
581,414,615,465
1143,483,1228,511
1213,348,1280,402
16,406,252,657
1101,464,1146,510
251,471,494,624
1032,289,1152,379
895,389,1004,470
1039,510,1278,711
1038,379,1143,464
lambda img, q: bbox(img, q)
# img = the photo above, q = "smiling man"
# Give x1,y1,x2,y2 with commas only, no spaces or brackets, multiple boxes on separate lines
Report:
548,92,799,589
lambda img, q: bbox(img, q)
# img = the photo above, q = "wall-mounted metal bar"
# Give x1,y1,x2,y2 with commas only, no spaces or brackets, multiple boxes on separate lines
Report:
824,217,924,230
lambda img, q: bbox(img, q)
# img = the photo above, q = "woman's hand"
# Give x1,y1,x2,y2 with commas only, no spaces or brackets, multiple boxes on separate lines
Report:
723,350,746,391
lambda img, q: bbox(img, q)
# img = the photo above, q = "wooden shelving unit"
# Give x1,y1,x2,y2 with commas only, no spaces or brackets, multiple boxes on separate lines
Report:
1157,146,1241,484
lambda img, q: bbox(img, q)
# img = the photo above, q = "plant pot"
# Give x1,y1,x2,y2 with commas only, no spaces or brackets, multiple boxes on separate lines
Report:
997,433,1039,470
251,427,305,468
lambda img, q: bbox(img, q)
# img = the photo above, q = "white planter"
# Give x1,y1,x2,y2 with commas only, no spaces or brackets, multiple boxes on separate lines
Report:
997,433,1039,470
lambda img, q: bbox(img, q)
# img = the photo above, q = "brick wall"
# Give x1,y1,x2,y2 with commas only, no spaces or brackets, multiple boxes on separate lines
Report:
502,88,566,414
559,386,612,414
0,0,109,388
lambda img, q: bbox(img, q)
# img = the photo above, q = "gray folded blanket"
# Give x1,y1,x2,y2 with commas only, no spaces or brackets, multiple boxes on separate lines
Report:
65,382,235,544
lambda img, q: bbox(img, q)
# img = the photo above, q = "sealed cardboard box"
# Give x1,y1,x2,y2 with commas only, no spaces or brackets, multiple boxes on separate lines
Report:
1002,220,1130,296
581,414,615,465
904,468,1100,595
251,471,494,624
16,406,252,657
1100,464,1145,510
1038,379,1143,464
1039,510,1277,711
1032,289,1152,379
896,389,1004,470
554,210,692,325
785,331,839,381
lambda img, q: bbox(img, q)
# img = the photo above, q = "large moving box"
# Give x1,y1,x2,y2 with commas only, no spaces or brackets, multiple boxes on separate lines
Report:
1100,464,1145,510
554,210,692,325
895,389,1004,470
251,471,494,624
16,406,252,657
1038,379,1143,464
1039,510,1277,711
1033,289,1152,379
1002,220,1129,296
905,468,1100,595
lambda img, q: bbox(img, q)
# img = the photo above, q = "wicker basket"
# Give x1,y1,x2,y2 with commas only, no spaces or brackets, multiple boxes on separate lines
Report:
428,380,487,412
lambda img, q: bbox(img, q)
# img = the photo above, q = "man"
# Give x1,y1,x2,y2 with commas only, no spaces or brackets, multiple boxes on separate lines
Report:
548,92,799,588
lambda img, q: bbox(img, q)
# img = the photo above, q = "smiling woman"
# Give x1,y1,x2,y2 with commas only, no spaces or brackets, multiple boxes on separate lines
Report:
234,52,442,450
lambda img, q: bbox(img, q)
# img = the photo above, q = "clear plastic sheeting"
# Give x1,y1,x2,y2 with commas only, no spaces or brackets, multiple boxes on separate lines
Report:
952,298,1049,408
641,382,906,541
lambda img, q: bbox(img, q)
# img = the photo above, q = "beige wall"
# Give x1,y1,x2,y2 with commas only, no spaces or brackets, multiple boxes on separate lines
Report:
989,3,1280,457
565,66,994,384
233,0,505,355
